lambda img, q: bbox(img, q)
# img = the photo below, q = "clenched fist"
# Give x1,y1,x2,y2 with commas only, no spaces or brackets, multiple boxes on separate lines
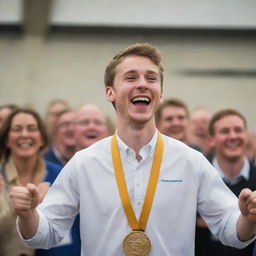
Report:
239,188,256,223
10,183,40,219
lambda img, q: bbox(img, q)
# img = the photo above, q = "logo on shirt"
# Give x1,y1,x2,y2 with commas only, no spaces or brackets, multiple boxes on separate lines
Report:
160,179,183,183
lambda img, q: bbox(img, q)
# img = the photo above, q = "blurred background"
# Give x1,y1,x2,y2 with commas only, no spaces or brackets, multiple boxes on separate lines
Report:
0,0,256,130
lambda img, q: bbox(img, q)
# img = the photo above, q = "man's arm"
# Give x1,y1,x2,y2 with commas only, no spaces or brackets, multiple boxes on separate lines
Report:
9,183,41,239
237,188,256,241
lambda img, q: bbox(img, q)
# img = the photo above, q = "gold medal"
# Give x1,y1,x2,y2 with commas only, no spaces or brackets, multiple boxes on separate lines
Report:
123,231,151,256
111,131,164,255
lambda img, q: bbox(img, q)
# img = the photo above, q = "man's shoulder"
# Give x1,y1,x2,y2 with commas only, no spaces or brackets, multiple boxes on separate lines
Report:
75,136,112,157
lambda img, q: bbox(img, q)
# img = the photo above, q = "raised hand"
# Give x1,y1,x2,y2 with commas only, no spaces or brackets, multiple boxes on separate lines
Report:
37,182,51,203
9,183,40,219
239,188,256,223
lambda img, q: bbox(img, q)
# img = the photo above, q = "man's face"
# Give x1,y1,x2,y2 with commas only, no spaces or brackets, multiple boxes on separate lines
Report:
75,106,109,150
106,55,163,126
190,110,211,138
46,103,68,135
55,111,76,148
210,115,247,162
157,105,188,141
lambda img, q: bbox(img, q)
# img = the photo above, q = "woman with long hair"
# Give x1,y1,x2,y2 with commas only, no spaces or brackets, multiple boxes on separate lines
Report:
0,108,61,256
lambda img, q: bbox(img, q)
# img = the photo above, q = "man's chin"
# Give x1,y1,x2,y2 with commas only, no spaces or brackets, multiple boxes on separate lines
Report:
224,154,242,163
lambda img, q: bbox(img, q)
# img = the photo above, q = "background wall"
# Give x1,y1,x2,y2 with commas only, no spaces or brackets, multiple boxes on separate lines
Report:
0,0,256,130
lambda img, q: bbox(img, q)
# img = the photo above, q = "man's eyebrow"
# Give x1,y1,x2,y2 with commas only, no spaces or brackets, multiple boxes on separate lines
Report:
122,70,136,75
147,70,159,75
122,70,159,75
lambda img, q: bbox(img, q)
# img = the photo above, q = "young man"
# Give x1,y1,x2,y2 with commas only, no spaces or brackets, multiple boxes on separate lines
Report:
155,98,190,143
155,98,201,152
195,109,256,256
9,44,256,256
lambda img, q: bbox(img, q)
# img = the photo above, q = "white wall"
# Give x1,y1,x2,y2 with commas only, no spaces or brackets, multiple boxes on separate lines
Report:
50,0,256,29
0,0,22,23
0,32,256,131
1,0,256,29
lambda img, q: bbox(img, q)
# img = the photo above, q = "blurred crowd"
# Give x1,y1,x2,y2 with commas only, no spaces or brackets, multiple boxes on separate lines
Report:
0,97,256,256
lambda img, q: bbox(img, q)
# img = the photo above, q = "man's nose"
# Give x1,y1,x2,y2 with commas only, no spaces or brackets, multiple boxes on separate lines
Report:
229,130,238,138
136,77,148,89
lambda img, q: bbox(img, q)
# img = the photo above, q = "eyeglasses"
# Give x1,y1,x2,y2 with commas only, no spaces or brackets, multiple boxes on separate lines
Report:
10,125,39,133
75,119,105,127
58,122,75,129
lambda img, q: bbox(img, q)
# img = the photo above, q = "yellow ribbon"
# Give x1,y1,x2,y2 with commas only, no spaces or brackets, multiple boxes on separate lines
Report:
111,131,164,231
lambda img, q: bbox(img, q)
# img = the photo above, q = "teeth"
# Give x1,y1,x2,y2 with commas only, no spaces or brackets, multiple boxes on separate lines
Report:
132,97,150,102
19,143,31,148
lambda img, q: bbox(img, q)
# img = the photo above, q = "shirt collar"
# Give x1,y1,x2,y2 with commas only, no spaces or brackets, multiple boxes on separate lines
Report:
212,157,250,185
115,130,158,161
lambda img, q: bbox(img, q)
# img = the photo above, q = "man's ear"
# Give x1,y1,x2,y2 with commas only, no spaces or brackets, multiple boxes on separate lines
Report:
106,86,115,103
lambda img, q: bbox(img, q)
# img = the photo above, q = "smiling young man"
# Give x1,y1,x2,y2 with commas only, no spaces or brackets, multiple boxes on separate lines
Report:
9,44,256,256
195,109,256,256
155,98,190,143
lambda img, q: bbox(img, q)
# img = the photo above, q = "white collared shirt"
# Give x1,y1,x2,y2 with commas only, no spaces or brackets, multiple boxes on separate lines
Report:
212,157,250,186
18,132,254,255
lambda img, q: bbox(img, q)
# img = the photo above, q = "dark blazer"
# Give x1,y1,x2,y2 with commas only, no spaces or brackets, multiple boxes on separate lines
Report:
44,147,62,167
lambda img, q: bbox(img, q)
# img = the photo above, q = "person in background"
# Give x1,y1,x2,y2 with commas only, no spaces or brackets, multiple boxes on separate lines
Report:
195,109,256,256
155,98,190,143
155,98,201,151
188,108,213,155
245,131,256,165
44,109,76,166
0,104,18,129
41,110,81,256
44,99,69,142
0,108,61,256
9,43,256,256
74,103,113,151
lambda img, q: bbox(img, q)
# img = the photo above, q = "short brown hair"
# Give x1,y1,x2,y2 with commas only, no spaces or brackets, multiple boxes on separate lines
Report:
104,43,164,88
0,108,48,162
208,109,247,136
155,98,189,125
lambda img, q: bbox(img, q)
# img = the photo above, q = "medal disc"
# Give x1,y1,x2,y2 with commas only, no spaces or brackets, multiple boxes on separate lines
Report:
123,231,151,256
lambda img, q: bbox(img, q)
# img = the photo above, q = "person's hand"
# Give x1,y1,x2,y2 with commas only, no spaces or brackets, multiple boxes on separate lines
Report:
37,182,50,203
196,216,208,228
238,188,256,223
9,183,40,219
0,176,4,193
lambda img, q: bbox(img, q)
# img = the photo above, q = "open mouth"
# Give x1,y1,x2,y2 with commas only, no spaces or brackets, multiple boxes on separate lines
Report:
85,135,97,139
131,96,151,105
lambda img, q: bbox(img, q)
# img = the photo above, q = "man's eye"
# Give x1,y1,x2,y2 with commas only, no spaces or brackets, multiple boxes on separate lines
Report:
147,77,157,81
125,77,135,80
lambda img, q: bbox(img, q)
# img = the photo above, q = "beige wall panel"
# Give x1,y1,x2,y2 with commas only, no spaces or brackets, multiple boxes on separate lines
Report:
0,32,255,130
